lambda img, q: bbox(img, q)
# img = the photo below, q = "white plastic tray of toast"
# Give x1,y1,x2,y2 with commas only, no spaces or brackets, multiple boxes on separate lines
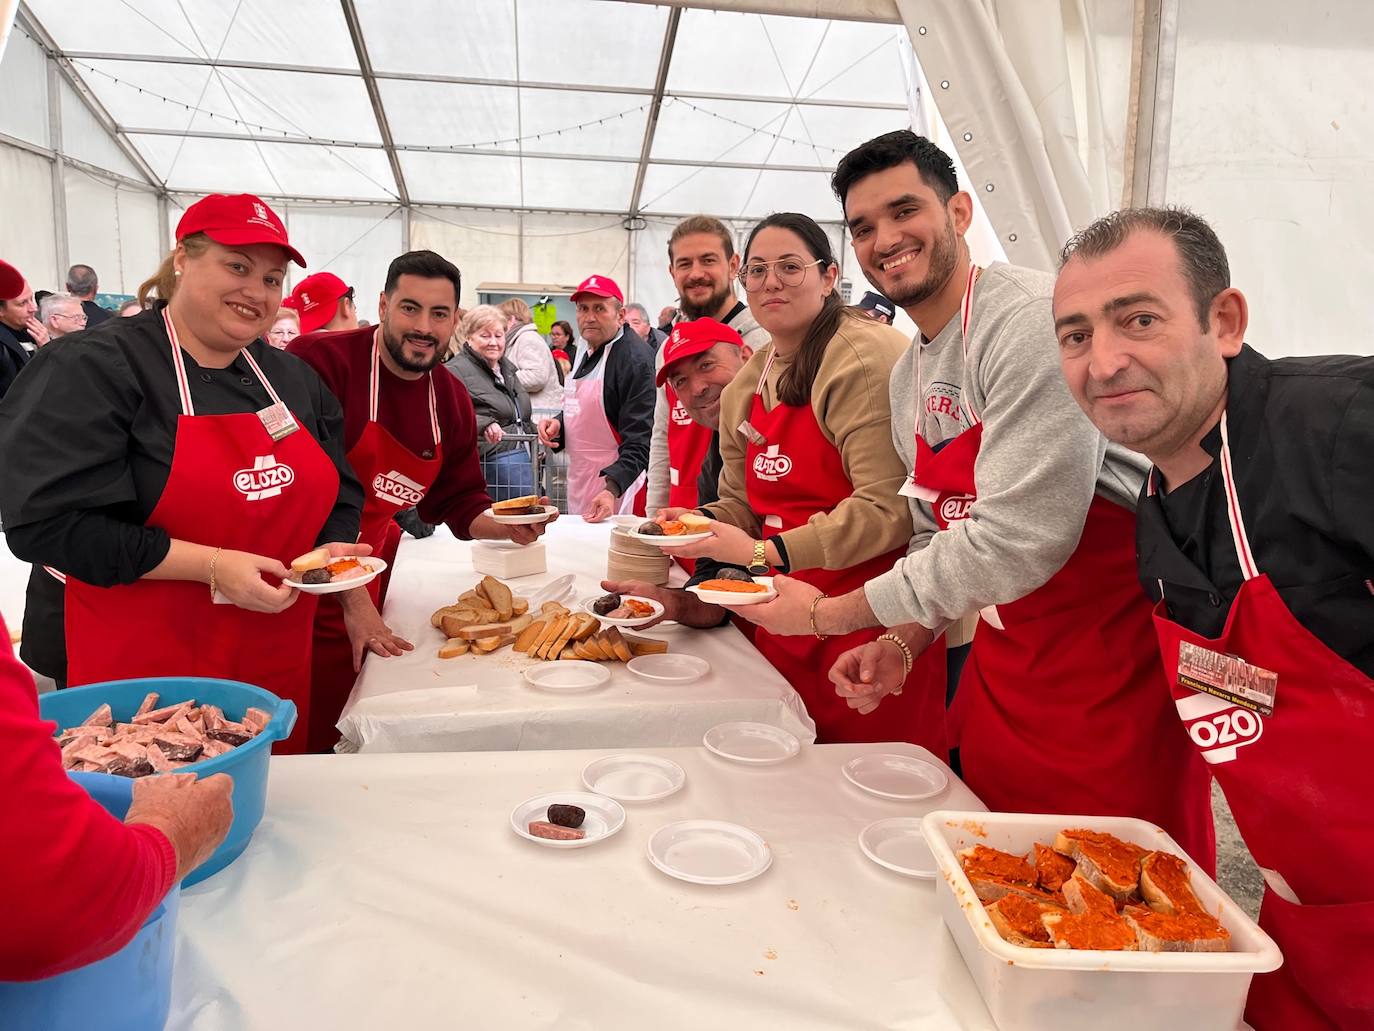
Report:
921,810,1282,1031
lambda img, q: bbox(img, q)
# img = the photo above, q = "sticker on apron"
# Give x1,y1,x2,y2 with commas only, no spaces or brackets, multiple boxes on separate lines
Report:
737,419,766,447
1177,639,1277,716
257,400,301,442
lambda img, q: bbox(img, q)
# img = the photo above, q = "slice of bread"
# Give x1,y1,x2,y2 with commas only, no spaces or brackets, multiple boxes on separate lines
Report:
1123,906,1230,953
1139,851,1204,915
1054,829,1148,902
1062,873,1118,916
492,494,540,514
290,547,331,573
1033,842,1076,893
514,620,545,653
482,576,514,621
1041,907,1138,951
678,512,712,532
438,639,470,658
986,894,1063,948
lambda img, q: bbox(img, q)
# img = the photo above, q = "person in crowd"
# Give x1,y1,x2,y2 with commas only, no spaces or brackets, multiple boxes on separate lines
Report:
855,289,896,324
646,215,770,517
283,271,358,335
2,618,234,980
0,194,367,754
288,251,554,752
549,319,575,374
116,299,143,317
537,276,655,522
446,304,535,501
624,302,667,350
550,347,572,379
499,298,562,413
731,131,1212,863
65,264,113,327
665,212,946,751
603,317,756,626
266,306,300,349
1054,206,1374,1029
0,261,43,395
657,305,677,336
39,292,88,341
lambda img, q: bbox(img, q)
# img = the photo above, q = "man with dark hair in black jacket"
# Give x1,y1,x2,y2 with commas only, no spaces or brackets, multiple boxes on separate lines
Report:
0,261,39,400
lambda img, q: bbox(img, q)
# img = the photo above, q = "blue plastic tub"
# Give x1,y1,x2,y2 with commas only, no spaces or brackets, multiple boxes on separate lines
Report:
0,775,180,1031
39,676,296,886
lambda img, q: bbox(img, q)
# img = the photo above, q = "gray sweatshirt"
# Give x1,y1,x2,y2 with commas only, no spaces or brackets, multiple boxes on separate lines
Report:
864,262,1149,631
646,303,770,511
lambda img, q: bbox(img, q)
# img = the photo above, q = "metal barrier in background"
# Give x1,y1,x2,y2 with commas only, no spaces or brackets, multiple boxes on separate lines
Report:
481,432,568,514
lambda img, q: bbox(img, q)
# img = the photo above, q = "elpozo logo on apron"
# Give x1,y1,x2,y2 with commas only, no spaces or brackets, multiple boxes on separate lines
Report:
752,444,793,481
670,400,693,427
940,493,975,523
233,455,296,500
1174,691,1264,764
372,469,425,507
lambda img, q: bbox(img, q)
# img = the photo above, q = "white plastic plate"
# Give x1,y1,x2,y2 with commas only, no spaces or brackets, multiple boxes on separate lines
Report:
685,576,776,606
610,514,642,528
647,820,772,885
859,817,937,879
626,528,714,547
510,791,625,849
485,504,557,525
842,753,948,801
285,558,387,595
581,594,665,627
702,722,800,765
521,661,610,692
625,654,709,684
582,754,686,802
527,573,576,608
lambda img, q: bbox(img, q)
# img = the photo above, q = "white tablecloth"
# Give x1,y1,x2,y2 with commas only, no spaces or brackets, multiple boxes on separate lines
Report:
338,519,816,752
170,743,993,1030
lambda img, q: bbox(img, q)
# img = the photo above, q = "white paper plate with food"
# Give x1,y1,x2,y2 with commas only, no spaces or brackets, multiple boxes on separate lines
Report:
647,820,772,885
685,576,776,606
285,550,387,594
582,592,664,626
582,754,686,802
522,660,610,692
842,753,948,801
625,515,715,546
485,496,558,524
625,653,709,684
702,721,800,765
859,817,937,879
510,791,625,848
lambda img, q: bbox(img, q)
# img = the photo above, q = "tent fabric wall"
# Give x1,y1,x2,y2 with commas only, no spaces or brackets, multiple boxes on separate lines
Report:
63,169,161,293
0,143,58,289
0,25,47,148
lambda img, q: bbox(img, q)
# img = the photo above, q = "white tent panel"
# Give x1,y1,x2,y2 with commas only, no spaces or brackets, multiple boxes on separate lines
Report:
0,144,59,288
638,162,836,218
0,28,50,148
1165,0,1374,358
129,132,398,198
513,0,668,89
400,151,635,209
64,170,162,293
520,156,637,210
410,208,524,309
279,204,404,313
518,89,651,158
356,0,520,79
57,80,146,181
520,212,631,289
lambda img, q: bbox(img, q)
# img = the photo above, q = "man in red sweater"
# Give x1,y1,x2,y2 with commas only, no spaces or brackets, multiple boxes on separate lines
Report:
1,618,232,980
289,250,554,751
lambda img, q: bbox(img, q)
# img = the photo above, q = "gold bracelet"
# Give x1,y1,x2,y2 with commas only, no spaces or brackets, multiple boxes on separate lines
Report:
875,632,913,692
809,593,828,641
208,547,222,599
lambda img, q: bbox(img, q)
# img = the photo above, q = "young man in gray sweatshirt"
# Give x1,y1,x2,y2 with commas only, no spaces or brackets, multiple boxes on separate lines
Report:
734,132,1212,860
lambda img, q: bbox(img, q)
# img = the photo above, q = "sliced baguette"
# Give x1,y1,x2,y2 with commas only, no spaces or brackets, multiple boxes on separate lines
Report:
472,634,515,654
472,580,490,605
482,576,514,621
546,615,580,659
573,614,600,641
532,616,567,660
622,633,668,656
440,610,484,636
986,895,1062,948
454,613,534,641
438,639,470,658
1122,905,1230,953
605,626,633,662
1139,851,1204,915
459,590,483,607
1062,873,1118,916
512,598,529,616
514,620,546,653
1054,829,1148,902
290,547,331,573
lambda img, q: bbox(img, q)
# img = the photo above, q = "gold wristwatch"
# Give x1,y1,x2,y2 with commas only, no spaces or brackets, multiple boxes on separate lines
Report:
747,540,769,576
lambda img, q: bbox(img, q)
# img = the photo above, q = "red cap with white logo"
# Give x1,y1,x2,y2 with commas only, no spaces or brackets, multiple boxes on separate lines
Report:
283,271,350,333
655,317,744,387
0,259,24,302
175,193,307,267
570,274,623,304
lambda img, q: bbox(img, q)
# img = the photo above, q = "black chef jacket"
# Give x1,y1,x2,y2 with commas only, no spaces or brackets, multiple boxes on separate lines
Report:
0,304,363,588
81,299,113,327
1137,344,1374,677
0,323,30,400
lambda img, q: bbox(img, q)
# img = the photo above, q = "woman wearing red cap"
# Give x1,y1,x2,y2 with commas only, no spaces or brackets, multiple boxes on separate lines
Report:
0,194,364,752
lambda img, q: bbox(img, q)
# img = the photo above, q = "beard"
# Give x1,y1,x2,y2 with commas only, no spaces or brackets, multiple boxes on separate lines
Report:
882,217,961,310
383,324,443,373
678,280,734,322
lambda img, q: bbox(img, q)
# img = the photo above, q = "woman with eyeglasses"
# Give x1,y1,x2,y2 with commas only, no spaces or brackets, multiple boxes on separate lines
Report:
665,212,946,752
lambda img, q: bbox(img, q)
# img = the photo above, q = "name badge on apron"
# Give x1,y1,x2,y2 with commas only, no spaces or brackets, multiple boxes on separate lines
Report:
737,420,767,447
898,473,921,499
257,401,300,442
1176,639,1278,716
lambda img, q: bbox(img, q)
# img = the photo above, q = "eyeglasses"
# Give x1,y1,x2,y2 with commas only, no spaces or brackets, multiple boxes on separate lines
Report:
54,311,88,324
737,258,825,292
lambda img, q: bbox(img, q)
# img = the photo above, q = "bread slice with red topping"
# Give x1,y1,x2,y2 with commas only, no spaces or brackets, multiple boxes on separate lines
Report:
1054,829,1149,903
1123,906,1231,952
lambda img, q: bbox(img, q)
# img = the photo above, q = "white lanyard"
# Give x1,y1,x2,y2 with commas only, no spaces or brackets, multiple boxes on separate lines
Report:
1148,410,1259,596
915,263,982,428
370,327,441,447
754,346,778,396
163,309,282,417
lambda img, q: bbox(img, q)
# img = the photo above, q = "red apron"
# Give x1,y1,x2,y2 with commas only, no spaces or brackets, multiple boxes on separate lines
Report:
743,349,946,753
1150,413,1374,1030
306,330,443,752
666,386,713,575
913,267,1212,865
65,311,338,753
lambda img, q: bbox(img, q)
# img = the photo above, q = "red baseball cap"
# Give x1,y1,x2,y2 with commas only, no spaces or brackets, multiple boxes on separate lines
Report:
570,274,623,304
0,260,24,302
175,193,307,267
655,317,744,387
283,272,351,333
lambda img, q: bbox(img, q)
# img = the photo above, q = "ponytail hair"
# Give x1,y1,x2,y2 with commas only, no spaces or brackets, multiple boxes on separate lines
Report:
742,212,847,407
137,232,210,307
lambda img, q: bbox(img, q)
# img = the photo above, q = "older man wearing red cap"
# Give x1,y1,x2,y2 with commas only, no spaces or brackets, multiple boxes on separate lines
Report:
537,275,656,521
283,272,358,336
0,259,43,399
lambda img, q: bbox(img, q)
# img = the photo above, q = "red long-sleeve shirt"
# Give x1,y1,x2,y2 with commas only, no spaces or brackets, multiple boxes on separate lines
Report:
288,327,492,538
0,616,176,981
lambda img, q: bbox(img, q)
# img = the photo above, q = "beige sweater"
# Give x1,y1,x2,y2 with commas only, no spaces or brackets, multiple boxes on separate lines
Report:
704,312,914,572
